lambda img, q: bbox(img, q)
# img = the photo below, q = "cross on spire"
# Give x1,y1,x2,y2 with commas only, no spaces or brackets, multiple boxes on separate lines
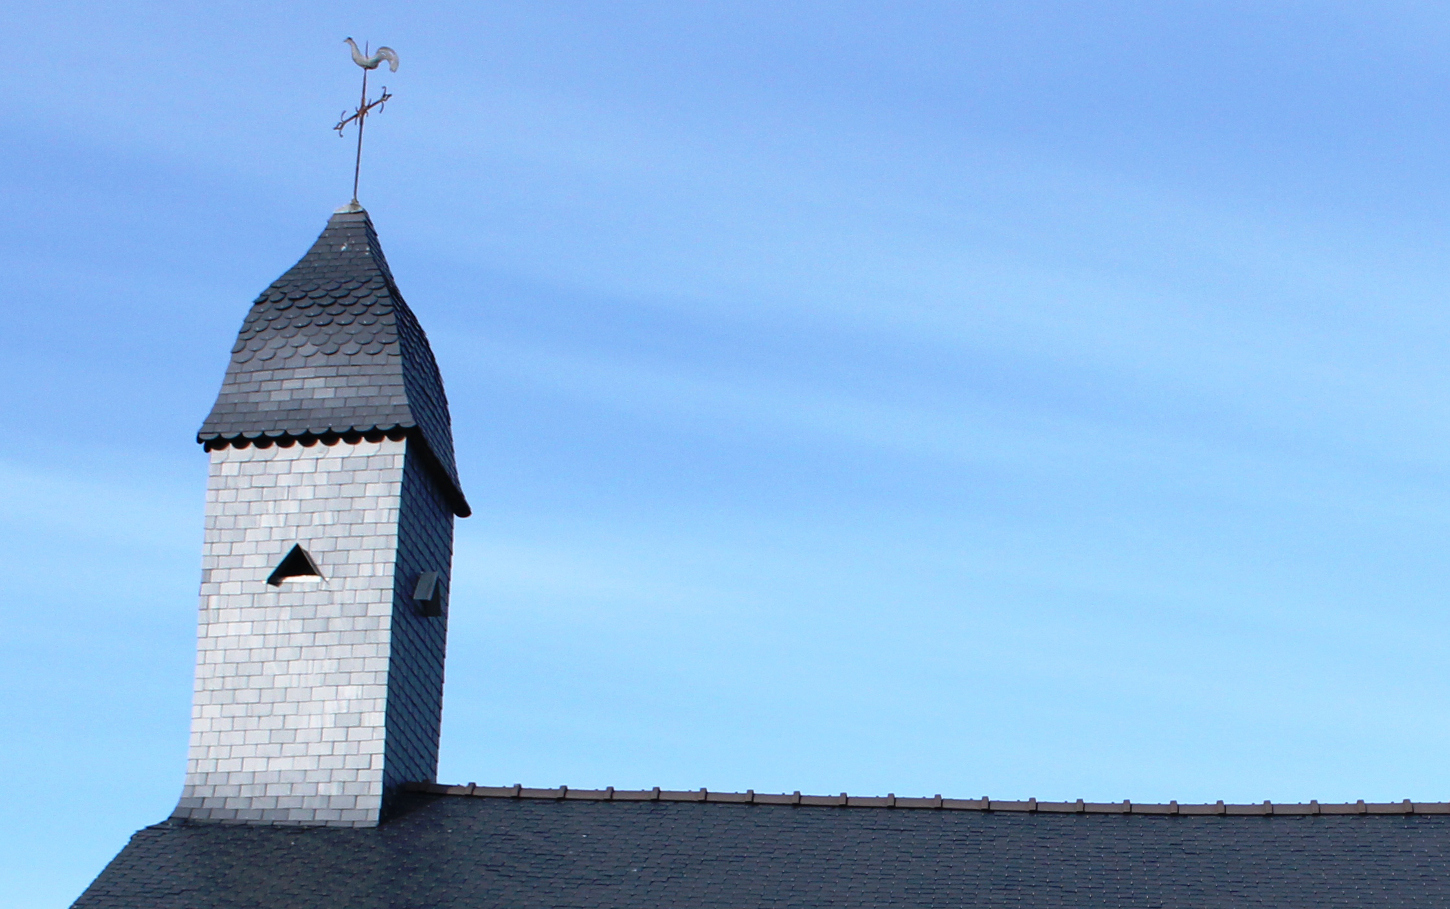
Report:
334,38,400,205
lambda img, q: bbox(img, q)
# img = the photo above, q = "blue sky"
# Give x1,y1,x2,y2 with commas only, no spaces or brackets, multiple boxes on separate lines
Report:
10,1,1450,904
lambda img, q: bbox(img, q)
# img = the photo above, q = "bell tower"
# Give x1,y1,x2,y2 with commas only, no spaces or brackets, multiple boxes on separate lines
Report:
171,205,469,827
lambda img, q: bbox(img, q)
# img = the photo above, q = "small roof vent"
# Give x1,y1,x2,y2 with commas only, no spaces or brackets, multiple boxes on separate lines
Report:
413,571,443,616
267,545,324,587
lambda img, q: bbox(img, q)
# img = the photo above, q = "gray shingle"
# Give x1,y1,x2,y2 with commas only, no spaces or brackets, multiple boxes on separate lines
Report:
198,208,468,516
73,793,1450,908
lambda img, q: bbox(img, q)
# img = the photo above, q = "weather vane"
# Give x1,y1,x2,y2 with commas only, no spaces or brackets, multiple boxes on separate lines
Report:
334,38,400,205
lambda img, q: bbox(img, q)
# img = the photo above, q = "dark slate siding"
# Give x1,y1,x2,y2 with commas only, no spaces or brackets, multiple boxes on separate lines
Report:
382,440,455,803
199,208,468,516
73,794,1450,908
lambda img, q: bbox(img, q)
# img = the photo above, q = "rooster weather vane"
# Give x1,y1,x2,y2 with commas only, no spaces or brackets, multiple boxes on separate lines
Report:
335,38,400,205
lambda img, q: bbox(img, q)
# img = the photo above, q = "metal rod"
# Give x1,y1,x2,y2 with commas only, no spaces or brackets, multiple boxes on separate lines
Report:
352,60,368,203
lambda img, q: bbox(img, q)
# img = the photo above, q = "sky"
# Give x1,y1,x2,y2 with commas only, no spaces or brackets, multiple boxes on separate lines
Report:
8,1,1450,904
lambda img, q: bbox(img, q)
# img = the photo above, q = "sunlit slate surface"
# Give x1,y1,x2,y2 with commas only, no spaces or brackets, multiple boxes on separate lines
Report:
73,794,1450,908
198,208,467,515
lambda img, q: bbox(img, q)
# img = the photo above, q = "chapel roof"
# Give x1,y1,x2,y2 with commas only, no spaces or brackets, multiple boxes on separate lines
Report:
198,206,468,516
73,786,1450,908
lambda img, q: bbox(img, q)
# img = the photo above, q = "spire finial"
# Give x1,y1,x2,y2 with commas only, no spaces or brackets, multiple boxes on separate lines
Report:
334,38,400,205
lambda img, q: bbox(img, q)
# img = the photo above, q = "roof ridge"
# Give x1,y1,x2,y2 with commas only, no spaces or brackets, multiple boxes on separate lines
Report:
404,783,1442,816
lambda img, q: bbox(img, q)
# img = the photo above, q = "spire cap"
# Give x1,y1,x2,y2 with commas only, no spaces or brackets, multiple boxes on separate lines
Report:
199,208,469,516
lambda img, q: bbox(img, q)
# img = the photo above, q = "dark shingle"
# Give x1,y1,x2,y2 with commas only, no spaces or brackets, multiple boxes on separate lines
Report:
73,793,1450,908
198,208,468,516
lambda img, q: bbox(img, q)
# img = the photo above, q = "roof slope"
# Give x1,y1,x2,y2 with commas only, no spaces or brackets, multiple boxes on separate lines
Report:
198,207,468,515
73,791,1450,908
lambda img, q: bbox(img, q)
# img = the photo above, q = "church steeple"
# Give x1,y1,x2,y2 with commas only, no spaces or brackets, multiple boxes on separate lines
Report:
173,207,465,827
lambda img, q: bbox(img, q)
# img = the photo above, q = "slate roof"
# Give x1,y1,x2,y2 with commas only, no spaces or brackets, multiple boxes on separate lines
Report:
198,206,468,516
73,786,1450,908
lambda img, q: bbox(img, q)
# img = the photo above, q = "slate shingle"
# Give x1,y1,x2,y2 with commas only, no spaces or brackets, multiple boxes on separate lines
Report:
198,208,468,516
72,793,1450,908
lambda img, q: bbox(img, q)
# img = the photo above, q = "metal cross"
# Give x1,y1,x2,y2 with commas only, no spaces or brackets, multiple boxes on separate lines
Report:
334,38,399,205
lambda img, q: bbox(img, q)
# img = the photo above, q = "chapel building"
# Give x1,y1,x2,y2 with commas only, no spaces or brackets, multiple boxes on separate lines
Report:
72,205,1450,909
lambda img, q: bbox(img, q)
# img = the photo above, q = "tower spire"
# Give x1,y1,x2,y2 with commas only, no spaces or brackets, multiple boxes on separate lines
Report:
176,208,465,828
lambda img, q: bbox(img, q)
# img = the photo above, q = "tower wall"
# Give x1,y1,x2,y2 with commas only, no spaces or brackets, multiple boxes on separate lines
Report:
384,445,454,794
174,435,450,827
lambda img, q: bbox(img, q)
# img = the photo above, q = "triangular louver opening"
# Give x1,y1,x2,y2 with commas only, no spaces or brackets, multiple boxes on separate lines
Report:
266,544,324,587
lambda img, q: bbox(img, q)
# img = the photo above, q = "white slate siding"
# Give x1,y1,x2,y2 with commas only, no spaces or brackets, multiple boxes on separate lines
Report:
173,436,450,827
